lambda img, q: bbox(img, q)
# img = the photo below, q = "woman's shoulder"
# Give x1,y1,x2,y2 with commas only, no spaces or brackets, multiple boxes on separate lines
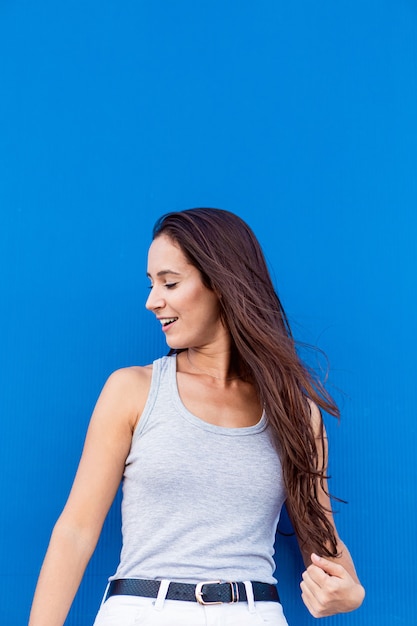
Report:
304,397,326,437
106,362,154,386
306,397,321,420
98,364,154,426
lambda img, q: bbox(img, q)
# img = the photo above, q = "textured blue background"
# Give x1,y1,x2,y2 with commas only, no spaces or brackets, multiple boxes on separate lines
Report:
1,1,416,624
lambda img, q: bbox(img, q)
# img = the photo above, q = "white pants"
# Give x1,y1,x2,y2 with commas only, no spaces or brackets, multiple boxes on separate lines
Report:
93,581,289,626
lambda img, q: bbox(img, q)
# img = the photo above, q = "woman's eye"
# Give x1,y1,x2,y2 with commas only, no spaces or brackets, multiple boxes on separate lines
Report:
165,282,178,289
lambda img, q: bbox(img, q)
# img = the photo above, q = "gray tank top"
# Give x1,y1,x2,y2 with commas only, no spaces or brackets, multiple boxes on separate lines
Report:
110,354,286,584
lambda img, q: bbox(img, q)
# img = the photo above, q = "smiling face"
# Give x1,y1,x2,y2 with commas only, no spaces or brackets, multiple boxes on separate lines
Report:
146,234,226,350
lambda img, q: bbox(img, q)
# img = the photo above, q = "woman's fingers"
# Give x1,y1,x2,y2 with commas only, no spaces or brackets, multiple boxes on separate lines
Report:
300,554,365,617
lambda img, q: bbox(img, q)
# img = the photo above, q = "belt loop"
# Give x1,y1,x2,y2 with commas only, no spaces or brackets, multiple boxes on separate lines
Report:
243,581,256,613
154,579,170,611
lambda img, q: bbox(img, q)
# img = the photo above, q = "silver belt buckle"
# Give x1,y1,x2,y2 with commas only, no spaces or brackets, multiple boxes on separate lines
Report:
195,581,239,605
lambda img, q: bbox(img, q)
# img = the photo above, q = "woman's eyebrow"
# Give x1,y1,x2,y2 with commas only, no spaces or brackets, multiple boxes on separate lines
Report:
146,270,182,278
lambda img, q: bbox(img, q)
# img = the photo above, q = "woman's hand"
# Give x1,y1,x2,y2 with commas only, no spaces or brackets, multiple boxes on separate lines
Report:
300,553,365,618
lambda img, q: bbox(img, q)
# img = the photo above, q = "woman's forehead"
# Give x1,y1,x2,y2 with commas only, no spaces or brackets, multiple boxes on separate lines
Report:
147,235,190,275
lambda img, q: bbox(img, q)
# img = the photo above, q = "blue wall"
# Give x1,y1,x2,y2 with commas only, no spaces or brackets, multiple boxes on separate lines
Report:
1,2,416,624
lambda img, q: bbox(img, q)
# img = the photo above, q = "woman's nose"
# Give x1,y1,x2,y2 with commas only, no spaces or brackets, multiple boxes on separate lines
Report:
145,287,165,311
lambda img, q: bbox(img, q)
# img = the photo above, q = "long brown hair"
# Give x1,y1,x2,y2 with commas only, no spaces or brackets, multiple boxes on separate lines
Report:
152,207,340,558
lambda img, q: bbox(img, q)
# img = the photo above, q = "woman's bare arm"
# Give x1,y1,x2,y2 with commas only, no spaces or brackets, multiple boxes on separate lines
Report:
289,401,365,618
28,366,151,626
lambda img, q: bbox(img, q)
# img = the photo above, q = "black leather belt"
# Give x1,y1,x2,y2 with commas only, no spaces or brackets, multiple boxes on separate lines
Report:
106,578,280,605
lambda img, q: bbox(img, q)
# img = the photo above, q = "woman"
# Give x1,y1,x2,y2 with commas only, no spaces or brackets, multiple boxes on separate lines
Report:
29,208,365,625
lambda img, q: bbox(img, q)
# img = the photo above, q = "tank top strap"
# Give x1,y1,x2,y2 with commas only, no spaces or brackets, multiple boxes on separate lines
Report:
133,354,176,438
